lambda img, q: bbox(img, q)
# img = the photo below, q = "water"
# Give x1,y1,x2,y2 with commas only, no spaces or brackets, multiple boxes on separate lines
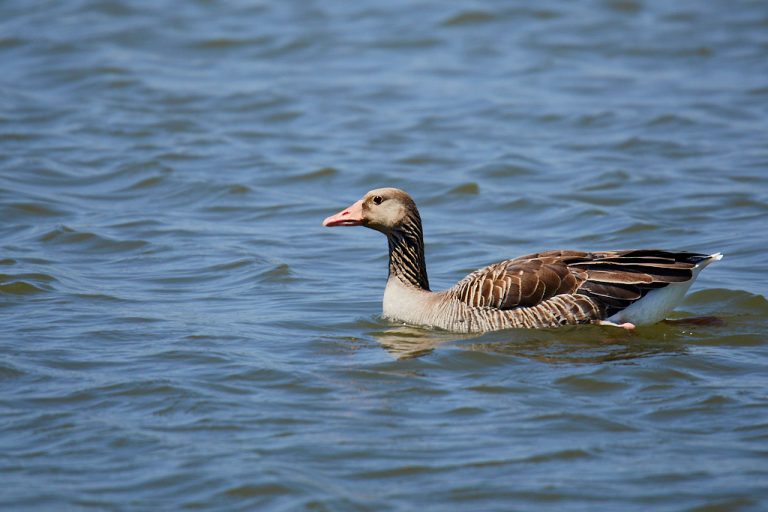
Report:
2,0,767,510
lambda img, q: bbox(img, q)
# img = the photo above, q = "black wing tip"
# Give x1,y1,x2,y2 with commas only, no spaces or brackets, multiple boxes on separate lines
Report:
619,250,722,264
688,252,723,265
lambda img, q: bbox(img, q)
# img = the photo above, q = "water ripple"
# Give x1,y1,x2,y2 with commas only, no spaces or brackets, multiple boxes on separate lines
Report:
2,0,767,510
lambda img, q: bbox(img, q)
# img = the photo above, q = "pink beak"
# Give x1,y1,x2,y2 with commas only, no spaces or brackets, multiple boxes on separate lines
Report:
323,199,365,227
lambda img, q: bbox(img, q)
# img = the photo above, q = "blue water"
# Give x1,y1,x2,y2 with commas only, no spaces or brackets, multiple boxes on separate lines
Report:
2,1,767,510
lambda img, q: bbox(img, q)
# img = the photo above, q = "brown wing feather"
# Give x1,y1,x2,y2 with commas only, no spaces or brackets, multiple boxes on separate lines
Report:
452,249,706,316
573,250,702,315
453,251,587,310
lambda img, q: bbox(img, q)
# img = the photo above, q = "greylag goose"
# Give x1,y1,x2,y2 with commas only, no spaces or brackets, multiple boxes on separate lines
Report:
323,188,722,333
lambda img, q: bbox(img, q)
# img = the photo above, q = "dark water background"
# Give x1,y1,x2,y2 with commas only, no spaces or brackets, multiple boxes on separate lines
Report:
2,1,768,510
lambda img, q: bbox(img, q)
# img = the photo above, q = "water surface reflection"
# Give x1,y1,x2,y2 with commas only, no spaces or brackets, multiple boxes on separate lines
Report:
371,317,725,361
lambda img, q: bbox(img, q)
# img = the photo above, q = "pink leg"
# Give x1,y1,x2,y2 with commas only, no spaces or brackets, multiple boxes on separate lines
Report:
597,320,636,330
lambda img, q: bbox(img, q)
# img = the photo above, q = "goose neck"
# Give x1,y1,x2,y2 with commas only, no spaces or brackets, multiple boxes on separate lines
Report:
387,220,430,291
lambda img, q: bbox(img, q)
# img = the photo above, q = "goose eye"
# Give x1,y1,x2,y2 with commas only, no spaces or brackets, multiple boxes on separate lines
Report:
372,195,383,205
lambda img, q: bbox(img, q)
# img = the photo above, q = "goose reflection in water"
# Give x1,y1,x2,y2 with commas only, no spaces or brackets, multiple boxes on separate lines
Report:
370,316,724,361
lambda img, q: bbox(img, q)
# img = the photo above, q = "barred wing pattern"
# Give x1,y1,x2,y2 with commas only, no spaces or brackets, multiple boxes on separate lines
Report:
452,249,705,320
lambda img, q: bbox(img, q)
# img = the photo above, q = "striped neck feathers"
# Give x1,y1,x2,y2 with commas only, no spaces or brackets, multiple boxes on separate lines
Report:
386,211,430,291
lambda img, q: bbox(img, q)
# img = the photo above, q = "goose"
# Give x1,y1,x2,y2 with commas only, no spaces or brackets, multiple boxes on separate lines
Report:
323,188,722,333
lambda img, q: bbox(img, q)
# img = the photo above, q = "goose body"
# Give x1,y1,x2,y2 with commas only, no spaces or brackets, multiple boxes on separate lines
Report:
323,188,721,333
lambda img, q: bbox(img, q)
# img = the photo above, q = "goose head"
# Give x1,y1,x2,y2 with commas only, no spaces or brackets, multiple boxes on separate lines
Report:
322,188,418,235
